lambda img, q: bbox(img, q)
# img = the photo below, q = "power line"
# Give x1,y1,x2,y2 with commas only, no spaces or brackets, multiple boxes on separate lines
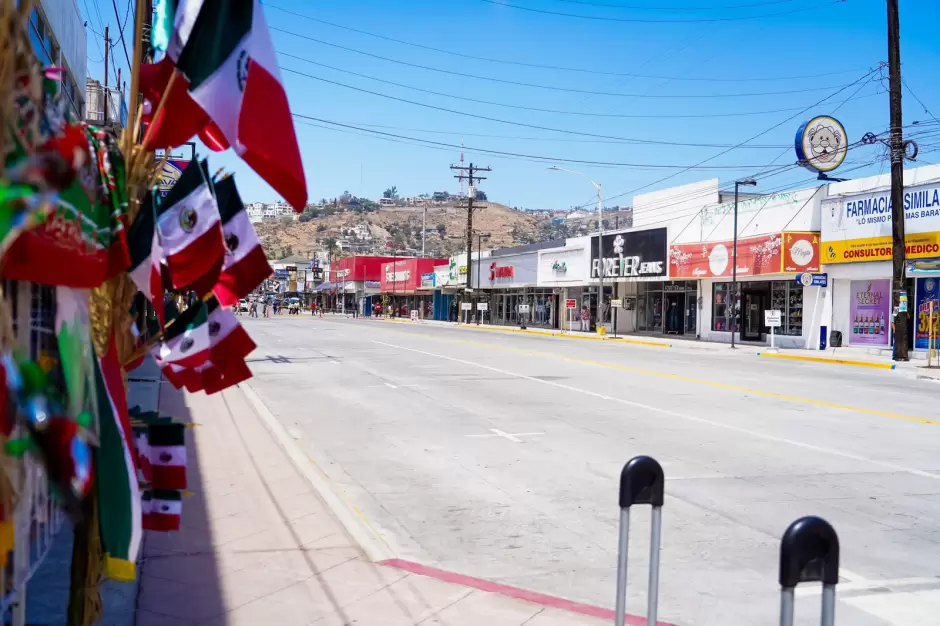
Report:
576,66,882,208
902,78,940,125
271,26,861,99
264,3,868,83
292,114,820,169
111,0,133,70
477,0,842,23
281,65,847,149
547,0,803,10
275,49,884,122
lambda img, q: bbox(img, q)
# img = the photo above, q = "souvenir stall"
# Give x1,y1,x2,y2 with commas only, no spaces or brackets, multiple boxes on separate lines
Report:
0,1,305,625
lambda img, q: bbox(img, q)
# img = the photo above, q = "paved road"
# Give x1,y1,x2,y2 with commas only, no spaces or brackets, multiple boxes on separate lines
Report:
242,315,940,626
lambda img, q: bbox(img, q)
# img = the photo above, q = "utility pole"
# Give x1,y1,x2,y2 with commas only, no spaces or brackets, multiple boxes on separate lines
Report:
103,25,109,125
887,0,908,360
451,162,491,322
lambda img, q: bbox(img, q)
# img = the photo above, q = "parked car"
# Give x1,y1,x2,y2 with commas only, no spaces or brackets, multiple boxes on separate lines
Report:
237,299,249,312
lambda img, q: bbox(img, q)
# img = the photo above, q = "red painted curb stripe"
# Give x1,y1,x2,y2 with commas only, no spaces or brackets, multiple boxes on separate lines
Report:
377,558,676,626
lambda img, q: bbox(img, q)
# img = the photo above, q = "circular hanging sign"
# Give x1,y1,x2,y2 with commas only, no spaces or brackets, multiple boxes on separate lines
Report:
795,116,847,173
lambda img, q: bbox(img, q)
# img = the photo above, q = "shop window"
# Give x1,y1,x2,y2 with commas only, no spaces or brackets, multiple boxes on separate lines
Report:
770,281,804,336
712,283,737,332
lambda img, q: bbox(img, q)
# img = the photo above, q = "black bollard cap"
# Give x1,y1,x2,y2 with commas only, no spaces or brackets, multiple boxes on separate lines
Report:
619,455,665,508
779,516,840,588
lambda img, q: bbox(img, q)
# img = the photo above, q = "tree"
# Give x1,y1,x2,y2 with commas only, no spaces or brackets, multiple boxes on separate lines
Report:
383,186,398,199
436,223,446,237
316,224,327,232
323,237,340,264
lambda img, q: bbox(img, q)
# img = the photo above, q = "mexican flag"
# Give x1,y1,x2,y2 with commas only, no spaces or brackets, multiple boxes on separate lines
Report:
127,195,165,324
149,490,183,532
157,0,307,211
153,302,211,369
148,422,187,490
157,160,224,293
205,358,252,394
207,298,256,365
95,338,142,581
212,176,271,306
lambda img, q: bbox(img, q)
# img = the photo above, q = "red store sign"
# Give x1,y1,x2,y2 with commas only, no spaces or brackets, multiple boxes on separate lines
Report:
489,263,514,280
669,231,819,279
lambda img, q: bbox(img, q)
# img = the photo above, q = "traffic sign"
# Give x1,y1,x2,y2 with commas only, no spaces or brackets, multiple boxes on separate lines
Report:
764,309,782,328
565,299,577,309
477,302,489,311
461,302,472,311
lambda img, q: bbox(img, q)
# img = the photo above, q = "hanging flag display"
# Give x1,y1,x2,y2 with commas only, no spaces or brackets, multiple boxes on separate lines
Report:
157,160,224,292
212,176,271,306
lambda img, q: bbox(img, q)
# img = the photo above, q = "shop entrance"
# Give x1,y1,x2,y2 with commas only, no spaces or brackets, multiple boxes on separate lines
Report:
664,292,685,334
741,288,766,341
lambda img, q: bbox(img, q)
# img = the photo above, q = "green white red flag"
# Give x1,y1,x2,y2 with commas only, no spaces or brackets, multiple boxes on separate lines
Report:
157,160,224,293
212,176,271,306
127,193,165,324
144,0,307,211
153,302,211,369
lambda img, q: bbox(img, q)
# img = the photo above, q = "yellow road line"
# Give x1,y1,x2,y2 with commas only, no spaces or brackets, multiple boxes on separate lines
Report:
757,352,896,370
405,334,939,427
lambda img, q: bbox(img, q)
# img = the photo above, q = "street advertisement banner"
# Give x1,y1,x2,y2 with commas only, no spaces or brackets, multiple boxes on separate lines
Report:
848,279,890,346
669,232,819,278
821,181,940,263
915,277,940,350
591,228,667,281
156,159,190,198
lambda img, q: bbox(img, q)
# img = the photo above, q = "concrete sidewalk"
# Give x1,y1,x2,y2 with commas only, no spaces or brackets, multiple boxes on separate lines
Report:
134,382,638,625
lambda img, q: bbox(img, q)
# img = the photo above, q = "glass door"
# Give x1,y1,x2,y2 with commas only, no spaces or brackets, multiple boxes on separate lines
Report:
665,293,685,335
742,290,764,341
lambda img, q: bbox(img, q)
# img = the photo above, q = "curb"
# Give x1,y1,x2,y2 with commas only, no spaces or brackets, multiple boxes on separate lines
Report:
238,383,396,562
381,317,672,348
756,352,896,370
379,558,676,626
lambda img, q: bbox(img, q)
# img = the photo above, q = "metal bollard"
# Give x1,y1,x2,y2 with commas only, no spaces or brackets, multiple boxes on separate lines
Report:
779,516,840,626
615,455,665,626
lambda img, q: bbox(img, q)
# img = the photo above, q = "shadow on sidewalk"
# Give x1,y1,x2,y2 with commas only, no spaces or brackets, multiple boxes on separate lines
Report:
133,383,227,626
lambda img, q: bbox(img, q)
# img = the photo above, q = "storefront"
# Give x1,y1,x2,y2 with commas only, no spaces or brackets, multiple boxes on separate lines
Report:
379,257,446,318
327,255,400,313
669,231,822,346
537,239,591,331
590,227,669,334
821,166,940,352
470,242,561,328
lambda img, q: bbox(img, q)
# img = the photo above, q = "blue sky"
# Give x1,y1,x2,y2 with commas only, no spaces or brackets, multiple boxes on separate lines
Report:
82,0,940,211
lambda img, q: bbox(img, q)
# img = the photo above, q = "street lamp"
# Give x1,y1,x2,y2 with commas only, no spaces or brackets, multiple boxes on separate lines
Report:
475,232,491,325
549,166,605,333
731,178,757,349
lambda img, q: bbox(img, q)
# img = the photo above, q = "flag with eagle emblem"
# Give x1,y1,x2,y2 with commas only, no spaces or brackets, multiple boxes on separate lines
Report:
212,176,271,306
157,159,224,293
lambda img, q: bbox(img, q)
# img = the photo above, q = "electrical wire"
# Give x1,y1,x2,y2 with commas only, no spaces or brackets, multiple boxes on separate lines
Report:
477,0,843,23
572,66,881,209
264,3,868,83
275,49,884,122
111,0,133,70
281,64,865,150
902,78,940,126
548,0,803,10
271,26,861,99
293,114,817,169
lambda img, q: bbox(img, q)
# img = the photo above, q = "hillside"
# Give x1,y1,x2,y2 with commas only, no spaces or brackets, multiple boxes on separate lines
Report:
256,201,560,260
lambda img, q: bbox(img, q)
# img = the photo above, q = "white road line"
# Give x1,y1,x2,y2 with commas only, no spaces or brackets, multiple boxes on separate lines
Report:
466,428,546,443
384,382,398,389
373,340,940,481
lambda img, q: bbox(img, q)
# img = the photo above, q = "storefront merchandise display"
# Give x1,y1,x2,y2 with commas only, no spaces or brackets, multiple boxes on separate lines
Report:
915,277,940,350
848,280,890,346
0,2,307,623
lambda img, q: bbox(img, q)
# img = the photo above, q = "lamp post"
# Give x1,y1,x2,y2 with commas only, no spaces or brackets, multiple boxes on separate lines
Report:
550,166,604,333
731,178,757,349
475,232,491,325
